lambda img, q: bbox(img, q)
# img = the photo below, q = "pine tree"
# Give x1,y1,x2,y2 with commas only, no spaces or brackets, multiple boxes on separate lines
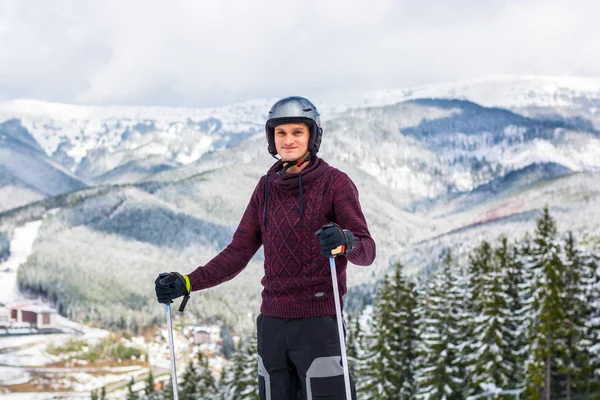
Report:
357,274,396,399
467,240,494,315
144,370,159,400
415,250,467,400
358,263,420,399
162,377,175,400
525,206,569,400
238,333,259,399
100,386,106,400
196,351,218,399
217,359,236,400
91,389,98,400
504,238,529,388
394,263,420,399
351,305,373,396
219,334,259,400
589,244,600,392
180,359,199,400
126,376,138,400
346,314,362,378
561,233,600,397
466,238,513,394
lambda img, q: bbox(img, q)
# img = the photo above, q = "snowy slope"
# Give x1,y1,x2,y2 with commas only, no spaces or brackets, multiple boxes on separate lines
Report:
333,75,600,111
0,98,273,181
0,75,599,334
0,119,88,212
0,220,43,305
398,171,600,275
1,75,599,186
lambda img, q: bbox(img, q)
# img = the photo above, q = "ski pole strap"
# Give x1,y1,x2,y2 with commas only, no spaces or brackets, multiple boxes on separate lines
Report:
178,294,190,312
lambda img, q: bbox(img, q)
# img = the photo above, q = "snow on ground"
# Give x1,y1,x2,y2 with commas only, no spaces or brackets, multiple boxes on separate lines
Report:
0,393,89,400
0,220,43,306
53,315,109,340
0,336,66,366
0,366,30,385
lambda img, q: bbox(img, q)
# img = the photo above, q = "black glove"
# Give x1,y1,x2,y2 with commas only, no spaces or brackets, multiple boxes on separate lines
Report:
314,222,356,257
155,272,190,305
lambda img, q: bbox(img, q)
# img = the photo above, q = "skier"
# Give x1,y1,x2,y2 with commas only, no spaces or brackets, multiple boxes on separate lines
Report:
155,96,376,399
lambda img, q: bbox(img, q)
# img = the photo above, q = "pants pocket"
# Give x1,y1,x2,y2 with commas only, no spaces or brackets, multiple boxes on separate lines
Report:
310,374,346,398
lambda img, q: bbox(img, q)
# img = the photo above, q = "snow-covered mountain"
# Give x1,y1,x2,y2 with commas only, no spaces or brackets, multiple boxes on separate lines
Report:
1,74,600,330
1,75,599,187
0,119,88,211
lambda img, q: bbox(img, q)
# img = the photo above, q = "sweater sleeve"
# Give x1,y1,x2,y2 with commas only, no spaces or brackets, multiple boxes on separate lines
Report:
187,178,264,291
331,173,376,266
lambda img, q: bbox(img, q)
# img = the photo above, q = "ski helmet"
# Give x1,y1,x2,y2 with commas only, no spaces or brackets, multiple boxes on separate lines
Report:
265,96,323,156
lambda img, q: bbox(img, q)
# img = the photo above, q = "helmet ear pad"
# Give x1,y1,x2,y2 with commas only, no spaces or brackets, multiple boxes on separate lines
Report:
266,117,322,157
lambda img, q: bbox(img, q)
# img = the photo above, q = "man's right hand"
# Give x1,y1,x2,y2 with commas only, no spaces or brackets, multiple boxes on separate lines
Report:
154,272,190,304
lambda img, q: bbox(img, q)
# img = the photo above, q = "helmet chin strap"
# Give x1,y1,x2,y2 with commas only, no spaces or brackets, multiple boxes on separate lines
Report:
277,153,312,176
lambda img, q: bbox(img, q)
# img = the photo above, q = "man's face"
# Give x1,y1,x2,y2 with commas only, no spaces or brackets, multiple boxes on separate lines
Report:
274,123,310,161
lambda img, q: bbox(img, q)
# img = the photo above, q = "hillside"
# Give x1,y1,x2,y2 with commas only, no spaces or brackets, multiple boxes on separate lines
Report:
0,75,599,332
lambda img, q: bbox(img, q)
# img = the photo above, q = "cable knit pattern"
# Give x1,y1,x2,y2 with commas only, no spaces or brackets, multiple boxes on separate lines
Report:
187,156,376,318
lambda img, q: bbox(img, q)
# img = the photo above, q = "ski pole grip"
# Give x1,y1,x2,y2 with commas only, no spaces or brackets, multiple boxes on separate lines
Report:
331,245,345,255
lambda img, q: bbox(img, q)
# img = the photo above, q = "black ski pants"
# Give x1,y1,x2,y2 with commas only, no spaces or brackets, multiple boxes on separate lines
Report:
257,314,357,400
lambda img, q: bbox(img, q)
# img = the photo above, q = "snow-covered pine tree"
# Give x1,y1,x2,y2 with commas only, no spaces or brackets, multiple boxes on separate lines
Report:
525,206,569,400
589,244,600,390
180,359,200,400
503,237,529,388
352,305,374,395
346,313,362,378
415,250,467,400
196,351,218,398
218,333,259,400
395,265,420,399
161,378,175,400
357,274,395,399
144,370,159,400
126,376,138,400
561,233,600,396
359,262,420,399
467,240,493,316
238,332,259,399
216,360,235,400
463,240,493,394
466,238,513,394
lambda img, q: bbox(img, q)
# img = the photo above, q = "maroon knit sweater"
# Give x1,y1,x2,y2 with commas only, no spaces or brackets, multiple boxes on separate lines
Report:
187,156,376,318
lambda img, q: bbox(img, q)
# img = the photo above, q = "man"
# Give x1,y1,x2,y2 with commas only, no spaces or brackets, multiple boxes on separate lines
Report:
155,96,376,399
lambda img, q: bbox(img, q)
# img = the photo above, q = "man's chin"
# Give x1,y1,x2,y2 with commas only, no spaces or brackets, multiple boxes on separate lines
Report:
281,155,298,162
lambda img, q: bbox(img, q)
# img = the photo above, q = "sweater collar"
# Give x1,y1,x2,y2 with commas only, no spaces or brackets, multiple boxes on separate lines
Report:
262,155,329,226
267,155,327,190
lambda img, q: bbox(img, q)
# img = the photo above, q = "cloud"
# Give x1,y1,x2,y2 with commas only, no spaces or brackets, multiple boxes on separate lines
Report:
1,0,599,107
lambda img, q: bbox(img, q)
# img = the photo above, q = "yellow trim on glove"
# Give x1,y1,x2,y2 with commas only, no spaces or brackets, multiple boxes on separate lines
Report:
184,275,191,293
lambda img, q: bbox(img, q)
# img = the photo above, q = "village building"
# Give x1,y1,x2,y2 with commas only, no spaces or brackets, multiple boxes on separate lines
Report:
190,325,221,345
9,303,56,329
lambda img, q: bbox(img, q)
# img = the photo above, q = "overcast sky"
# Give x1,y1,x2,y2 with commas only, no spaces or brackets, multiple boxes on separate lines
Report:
1,0,598,108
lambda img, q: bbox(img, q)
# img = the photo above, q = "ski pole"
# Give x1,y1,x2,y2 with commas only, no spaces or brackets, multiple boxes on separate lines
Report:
165,303,179,400
329,256,352,400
